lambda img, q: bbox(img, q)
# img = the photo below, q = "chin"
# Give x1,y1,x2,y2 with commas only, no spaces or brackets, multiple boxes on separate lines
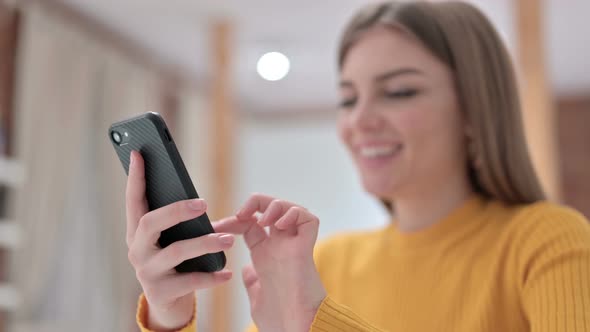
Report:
360,176,400,200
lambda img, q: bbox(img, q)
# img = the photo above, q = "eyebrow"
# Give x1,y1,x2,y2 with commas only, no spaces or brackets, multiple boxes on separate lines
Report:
339,67,424,88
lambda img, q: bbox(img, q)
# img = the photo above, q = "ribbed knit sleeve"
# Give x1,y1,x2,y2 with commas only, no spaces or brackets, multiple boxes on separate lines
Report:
136,293,197,332
310,296,386,331
519,205,590,331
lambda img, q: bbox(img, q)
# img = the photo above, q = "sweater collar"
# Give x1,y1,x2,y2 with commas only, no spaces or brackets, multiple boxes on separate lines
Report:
386,194,488,253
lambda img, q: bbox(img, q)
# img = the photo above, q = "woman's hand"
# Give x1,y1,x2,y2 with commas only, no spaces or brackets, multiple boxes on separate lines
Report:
126,151,236,331
215,194,327,332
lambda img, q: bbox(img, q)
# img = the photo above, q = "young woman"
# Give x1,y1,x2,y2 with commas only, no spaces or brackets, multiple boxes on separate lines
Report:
127,1,590,331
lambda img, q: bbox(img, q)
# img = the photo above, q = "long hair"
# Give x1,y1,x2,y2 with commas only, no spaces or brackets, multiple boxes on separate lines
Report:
339,1,546,205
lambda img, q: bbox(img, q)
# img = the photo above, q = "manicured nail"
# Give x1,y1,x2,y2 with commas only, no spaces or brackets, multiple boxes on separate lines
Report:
219,234,234,245
188,199,206,210
218,270,233,279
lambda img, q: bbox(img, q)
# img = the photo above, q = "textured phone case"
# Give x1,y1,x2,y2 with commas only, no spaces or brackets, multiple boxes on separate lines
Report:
109,112,226,273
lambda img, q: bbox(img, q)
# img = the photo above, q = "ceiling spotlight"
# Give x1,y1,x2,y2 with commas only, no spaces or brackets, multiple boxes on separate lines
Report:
257,51,290,81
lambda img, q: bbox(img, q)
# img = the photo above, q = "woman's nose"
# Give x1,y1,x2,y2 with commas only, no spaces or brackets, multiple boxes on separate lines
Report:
351,101,382,130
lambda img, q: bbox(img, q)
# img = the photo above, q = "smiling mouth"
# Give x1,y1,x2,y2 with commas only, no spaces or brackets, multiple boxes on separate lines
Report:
358,144,403,159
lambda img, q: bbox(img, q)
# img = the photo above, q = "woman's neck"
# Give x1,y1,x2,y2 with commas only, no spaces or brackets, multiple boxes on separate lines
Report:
391,175,474,233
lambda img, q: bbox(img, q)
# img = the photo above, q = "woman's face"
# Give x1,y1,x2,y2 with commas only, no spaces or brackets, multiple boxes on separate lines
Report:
338,26,468,200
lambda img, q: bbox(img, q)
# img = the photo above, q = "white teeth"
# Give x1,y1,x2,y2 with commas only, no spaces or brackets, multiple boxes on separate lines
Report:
359,145,401,158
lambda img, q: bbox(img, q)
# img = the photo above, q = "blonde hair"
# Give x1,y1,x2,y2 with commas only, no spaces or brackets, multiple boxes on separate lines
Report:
338,1,546,204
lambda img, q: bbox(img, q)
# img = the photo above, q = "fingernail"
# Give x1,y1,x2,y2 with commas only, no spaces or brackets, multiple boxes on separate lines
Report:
218,234,234,245
129,151,135,167
274,219,285,229
188,199,206,210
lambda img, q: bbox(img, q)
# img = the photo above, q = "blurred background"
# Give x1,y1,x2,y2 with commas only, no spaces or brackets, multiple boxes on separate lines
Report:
0,0,588,331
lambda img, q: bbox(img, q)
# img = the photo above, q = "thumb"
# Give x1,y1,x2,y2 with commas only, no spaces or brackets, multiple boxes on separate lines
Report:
242,264,260,306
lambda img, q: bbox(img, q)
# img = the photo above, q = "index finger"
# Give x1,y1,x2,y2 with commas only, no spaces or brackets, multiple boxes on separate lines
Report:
235,193,276,219
213,215,268,250
213,215,258,235
125,150,148,247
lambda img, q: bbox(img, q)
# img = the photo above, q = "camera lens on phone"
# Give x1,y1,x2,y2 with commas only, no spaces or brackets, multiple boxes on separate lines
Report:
112,131,122,144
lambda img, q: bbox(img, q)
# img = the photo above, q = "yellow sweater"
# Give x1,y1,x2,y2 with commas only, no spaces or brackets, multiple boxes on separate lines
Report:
137,196,590,331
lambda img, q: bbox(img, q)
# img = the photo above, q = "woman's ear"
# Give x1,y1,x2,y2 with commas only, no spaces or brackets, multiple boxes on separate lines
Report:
464,124,483,169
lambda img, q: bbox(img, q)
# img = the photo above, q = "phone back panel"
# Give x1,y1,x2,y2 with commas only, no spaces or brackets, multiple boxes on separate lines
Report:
109,112,226,272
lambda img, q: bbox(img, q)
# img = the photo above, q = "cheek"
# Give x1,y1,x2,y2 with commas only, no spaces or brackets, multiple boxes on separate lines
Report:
384,100,453,160
383,105,429,144
395,99,464,167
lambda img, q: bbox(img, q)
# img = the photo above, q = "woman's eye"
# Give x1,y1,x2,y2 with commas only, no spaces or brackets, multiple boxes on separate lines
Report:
339,98,357,109
385,89,418,99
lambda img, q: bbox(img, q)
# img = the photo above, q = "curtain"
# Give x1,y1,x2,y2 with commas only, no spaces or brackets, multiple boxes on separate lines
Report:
9,3,168,331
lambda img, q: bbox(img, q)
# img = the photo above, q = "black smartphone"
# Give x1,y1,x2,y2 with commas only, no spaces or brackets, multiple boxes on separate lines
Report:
108,112,226,273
